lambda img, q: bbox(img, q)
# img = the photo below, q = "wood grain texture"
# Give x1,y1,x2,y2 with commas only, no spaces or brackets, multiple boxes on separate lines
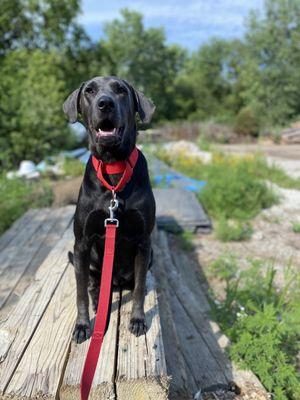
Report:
0,209,38,252
0,227,73,396
152,233,191,400
158,231,231,381
0,207,66,310
4,265,76,399
0,206,74,320
116,271,170,400
60,290,121,400
156,230,267,397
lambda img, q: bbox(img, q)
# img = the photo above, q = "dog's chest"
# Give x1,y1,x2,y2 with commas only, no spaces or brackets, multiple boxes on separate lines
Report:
84,207,145,241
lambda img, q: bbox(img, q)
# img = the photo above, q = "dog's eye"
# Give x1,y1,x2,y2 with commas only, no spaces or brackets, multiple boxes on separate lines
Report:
85,86,94,95
112,83,127,95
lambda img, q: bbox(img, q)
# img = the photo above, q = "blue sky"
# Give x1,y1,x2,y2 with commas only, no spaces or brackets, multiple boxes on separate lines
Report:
78,0,264,50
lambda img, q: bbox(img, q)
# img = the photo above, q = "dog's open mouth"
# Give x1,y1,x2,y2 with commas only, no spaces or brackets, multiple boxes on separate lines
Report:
95,119,123,139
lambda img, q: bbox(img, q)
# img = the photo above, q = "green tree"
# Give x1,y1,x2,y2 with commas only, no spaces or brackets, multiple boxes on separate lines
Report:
0,49,73,167
174,39,236,121
0,0,86,167
0,0,81,54
238,0,300,125
99,9,186,121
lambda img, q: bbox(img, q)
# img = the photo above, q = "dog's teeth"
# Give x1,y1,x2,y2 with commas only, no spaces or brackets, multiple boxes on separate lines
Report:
97,128,116,136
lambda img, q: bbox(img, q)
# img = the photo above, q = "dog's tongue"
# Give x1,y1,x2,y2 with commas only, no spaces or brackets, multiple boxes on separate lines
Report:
97,128,116,137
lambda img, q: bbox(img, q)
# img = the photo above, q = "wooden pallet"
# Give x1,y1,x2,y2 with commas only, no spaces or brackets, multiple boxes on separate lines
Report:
0,208,267,400
0,208,169,400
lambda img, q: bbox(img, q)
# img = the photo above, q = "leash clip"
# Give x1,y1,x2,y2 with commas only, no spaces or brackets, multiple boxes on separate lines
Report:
104,191,119,227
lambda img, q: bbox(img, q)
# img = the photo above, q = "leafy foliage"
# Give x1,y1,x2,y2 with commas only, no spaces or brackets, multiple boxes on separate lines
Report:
100,9,186,121
210,255,300,399
158,149,279,222
0,175,53,234
215,219,253,242
3,1,300,167
62,158,85,177
234,107,259,137
292,222,300,233
0,49,75,167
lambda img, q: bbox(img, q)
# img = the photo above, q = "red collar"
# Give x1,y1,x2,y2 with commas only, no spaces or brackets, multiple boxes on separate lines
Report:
91,147,139,192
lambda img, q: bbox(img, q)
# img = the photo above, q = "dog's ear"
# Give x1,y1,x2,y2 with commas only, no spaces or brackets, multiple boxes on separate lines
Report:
132,88,155,124
63,82,85,123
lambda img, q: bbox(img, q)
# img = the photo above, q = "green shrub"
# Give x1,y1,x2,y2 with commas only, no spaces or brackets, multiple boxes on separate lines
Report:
63,158,85,177
215,219,253,242
210,255,300,400
234,107,259,137
0,50,76,168
254,158,300,190
0,175,53,234
292,222,300,233
177,230,195,251
157,150,279,221
198,155,278,221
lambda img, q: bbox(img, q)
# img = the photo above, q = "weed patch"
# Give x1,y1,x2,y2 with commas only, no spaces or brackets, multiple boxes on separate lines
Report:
254,158,300,190
157,149,279,226
62,158,85,177
0,175,53,234
209,254,300,400
292,222,300,233
176,230,195,251
215,219,253,242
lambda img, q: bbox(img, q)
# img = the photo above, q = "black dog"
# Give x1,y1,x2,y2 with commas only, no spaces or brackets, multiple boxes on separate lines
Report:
63,76,156,343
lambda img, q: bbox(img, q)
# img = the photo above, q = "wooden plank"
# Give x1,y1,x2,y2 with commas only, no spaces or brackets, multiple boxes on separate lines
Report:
3,265,76,399
168,283,228,389
152,234,192,400
0,227,73,396
60,290,121,400
154,188,212,233
158,230,267,397
158,231,232,379
116,272,170,400
0,209,48,268
0,208,56,309
0,209,38,252
0,206,74,319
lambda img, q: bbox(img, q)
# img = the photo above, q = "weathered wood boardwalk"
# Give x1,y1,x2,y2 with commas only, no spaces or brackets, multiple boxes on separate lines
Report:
0,206,267,399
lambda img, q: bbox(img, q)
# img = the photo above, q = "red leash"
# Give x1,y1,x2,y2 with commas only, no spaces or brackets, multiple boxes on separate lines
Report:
80,222,117,400
80,147,139,400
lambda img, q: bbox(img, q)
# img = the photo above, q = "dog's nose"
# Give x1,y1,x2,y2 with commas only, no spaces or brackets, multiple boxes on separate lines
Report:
97,96,114,112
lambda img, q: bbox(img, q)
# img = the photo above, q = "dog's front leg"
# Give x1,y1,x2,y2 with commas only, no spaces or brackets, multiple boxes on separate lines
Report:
73,239,91,343
129,238,151,336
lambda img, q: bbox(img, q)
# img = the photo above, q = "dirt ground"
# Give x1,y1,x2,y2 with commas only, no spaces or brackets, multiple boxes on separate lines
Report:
197,144,300,285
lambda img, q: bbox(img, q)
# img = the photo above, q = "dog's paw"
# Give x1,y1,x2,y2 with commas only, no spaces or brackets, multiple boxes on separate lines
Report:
72,322,91,344
129,317,147,337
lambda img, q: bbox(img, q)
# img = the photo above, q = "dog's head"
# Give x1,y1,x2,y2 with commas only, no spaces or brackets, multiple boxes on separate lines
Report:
63,76,155,159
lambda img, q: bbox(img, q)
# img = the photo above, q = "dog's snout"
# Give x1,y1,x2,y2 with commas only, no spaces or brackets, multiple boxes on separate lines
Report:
97,96,114,112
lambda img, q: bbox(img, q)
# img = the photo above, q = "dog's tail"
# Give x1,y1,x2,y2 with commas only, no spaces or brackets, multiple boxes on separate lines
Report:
68,251,74,265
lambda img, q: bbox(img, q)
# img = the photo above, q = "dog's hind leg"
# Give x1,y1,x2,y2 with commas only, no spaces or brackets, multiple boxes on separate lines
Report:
72,239,92,344
88,265,100,313
129,238,151,336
